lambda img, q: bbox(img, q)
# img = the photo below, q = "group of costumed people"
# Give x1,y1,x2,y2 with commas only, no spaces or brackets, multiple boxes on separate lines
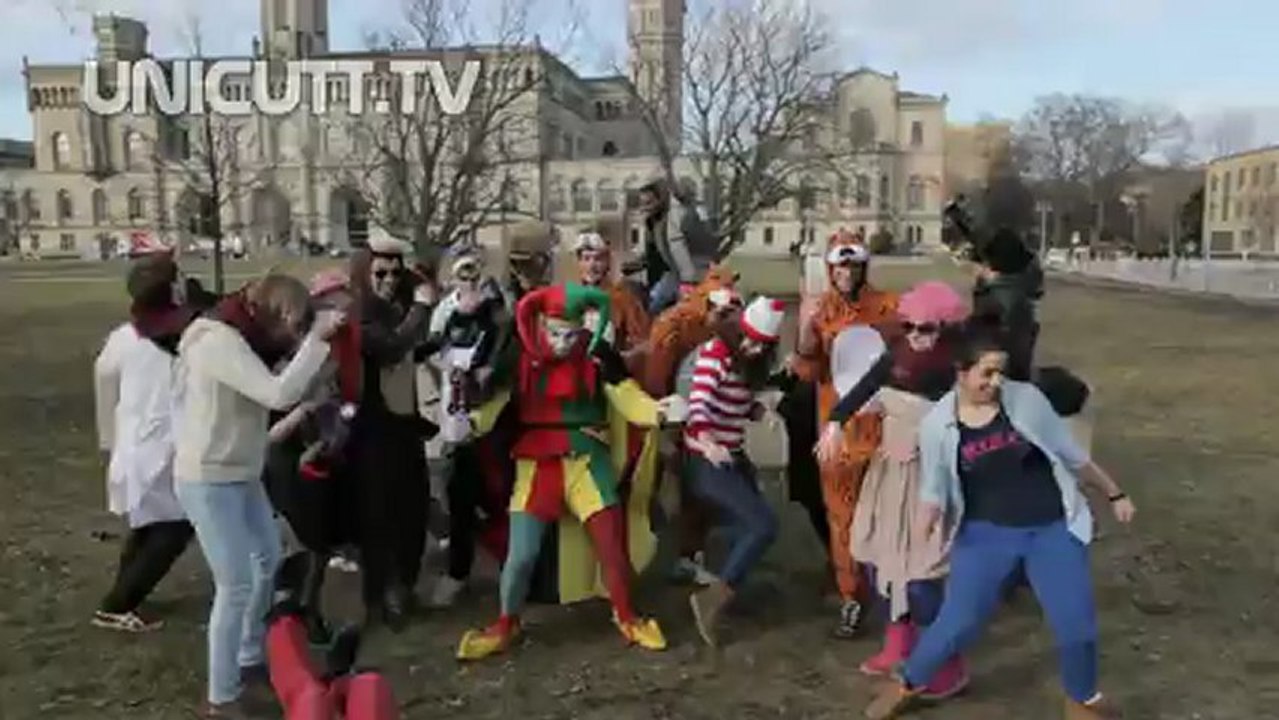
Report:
92,177,1135,720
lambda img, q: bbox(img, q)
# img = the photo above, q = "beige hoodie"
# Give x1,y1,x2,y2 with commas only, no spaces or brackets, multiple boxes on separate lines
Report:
174,318,330,484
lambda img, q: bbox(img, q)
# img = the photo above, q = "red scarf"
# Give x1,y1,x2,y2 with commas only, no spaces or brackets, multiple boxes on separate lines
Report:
130,303,197,355
330,317,362,403
212,291,287,367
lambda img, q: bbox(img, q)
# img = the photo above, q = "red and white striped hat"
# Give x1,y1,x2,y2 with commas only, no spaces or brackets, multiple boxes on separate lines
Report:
741,296,785,343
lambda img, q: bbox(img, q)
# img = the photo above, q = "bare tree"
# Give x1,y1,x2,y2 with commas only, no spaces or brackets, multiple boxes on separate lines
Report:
1200,109,1258,160
623,0,840,257
328,0,576,259
1016,94,1190,243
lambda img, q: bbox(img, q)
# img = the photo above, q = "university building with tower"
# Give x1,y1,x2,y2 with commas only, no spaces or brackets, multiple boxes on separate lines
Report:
4,0,948,261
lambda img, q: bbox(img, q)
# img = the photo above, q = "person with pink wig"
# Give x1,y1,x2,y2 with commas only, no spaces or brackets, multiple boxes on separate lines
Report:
815,280,972,699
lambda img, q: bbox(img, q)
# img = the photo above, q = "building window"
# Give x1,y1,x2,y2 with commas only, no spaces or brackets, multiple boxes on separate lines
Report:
910,121,923,147
52,132,72,170
60,233,75,252
854,175,871,208
22,190,41,221
849,109,875,148
1252,166,1261,186
879,174,891,210
1250,200,1258,217
906,175,924,211
1210,174,1218,193
562,133,574,159
127,188,145,221
56,190,74,224
1237,170,1245,190
547,178,566,214
92,189,108,224
30,234,40,251
1235,200,1243,219
763,226,774,246
124,130,146,171
571,179,592,213
1208,202,1216,221
602,140,618,157
597,180,619,211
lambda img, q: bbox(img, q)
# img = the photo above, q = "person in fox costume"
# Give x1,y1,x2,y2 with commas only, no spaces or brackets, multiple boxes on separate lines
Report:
455,283,681,661
641,266,742,584
787,229,898,638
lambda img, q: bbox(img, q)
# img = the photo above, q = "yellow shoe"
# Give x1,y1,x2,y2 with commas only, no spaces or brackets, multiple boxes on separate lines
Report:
456,617,520,661
616,616,667,651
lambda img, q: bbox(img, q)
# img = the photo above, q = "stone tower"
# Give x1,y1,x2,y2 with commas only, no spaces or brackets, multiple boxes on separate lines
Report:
260,0,329,58
628,0,684,149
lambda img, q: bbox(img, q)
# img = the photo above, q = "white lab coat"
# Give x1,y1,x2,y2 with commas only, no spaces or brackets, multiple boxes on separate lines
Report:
94,324,186,528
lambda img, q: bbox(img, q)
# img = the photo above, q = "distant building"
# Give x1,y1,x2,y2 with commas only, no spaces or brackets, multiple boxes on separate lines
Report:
0,139,36,254
8,0,947,260
1202,145,1279,257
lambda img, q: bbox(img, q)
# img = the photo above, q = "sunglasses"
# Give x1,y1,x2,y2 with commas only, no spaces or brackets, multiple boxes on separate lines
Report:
902,321,939,334
373,267,403,280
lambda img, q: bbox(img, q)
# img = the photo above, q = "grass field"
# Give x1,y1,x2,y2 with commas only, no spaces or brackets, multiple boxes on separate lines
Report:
0,259,1276,719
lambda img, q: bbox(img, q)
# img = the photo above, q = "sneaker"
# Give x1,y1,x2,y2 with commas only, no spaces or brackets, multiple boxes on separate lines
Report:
919,655,969,700
833,599,862,639
428,575,466,609
671,554,717,587
328,555,359,573
864,679,920,720
91,610,163,633
1066,694,1122,720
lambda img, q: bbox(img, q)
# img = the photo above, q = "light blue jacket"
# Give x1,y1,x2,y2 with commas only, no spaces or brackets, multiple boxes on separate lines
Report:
918,380,1095,544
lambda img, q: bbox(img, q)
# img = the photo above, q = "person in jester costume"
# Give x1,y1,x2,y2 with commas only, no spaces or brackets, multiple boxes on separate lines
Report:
456,282,680,661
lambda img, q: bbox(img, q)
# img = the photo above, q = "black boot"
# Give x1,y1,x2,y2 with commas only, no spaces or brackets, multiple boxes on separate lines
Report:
300,552,332,645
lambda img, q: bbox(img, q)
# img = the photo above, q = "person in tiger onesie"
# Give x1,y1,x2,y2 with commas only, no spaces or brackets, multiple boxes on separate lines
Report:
787,229,898,638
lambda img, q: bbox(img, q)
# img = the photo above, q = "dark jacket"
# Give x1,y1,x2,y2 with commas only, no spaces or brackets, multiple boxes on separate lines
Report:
645,198,718,285
972,265,1043,382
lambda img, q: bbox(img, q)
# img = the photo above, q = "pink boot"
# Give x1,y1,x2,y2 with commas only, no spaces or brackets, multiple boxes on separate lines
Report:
859,622,917,677
920,655,970,700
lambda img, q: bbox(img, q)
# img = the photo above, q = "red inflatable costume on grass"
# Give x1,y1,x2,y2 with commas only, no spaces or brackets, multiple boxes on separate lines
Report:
267,615,398,720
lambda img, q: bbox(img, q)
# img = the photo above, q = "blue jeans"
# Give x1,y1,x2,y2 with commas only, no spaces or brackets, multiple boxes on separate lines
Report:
863,564,944,625
902,521,1099,703
177,480,282,704
647,271,681,315
687,454,778,588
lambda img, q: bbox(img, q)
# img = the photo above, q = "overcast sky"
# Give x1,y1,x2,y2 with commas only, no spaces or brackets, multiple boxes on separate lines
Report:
2,0,1276,154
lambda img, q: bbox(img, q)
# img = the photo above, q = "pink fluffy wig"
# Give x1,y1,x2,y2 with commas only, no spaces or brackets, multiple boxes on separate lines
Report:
897,281,969,325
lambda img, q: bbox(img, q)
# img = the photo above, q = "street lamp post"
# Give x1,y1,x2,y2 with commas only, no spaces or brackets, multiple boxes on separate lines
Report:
1035,200,1052,256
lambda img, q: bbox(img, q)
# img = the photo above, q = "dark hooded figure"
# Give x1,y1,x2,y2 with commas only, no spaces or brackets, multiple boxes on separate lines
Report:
971,228,1043,382
636,177,718,315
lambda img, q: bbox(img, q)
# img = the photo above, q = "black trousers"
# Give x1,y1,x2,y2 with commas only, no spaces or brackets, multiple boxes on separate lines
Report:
100,520,194,614
354,418,429,606
446,444,484,581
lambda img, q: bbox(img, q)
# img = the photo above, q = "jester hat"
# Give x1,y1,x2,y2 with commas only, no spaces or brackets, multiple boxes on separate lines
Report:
515,282,613,359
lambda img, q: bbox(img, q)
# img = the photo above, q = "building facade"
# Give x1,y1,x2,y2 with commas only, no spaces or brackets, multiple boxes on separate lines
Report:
9,0,946,260
1202,145,1279,257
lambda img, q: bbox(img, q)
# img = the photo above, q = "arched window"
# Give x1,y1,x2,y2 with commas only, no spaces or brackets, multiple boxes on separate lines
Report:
127,188,145,221
879,174,891,210
547,177,566,214
92,189,108,224
597,179,619,211
571,179,592,213
22,190,41,221
855,174,870,208
122,130,145,171
52,132,72,170
907,175,924,211
602,140,618,157
56,190,74,224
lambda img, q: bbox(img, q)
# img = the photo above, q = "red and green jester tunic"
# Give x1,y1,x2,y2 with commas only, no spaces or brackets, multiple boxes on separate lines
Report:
457,283,668,661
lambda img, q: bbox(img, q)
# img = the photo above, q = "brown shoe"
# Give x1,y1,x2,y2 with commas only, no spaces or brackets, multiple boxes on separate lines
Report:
689,580,733,647
1066,695,1121,720
864,679,920,720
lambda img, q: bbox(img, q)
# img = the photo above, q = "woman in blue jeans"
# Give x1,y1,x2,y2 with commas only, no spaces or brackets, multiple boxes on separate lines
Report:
683,296,786,646
174,275,345,719
866,324,1135,720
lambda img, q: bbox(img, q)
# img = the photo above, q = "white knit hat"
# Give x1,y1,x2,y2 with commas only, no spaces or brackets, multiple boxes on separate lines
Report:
572,231,608,254
741,296,785,343
368,233,413,258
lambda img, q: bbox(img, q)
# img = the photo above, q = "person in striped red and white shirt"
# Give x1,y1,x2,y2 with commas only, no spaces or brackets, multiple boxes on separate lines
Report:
683,296,787,647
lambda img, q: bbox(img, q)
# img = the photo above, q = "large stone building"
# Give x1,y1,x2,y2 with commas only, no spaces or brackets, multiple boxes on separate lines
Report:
1202,144,1279,257
8,0,946,260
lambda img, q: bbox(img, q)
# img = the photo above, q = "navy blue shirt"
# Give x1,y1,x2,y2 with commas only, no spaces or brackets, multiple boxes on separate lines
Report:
957,410,1064,527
